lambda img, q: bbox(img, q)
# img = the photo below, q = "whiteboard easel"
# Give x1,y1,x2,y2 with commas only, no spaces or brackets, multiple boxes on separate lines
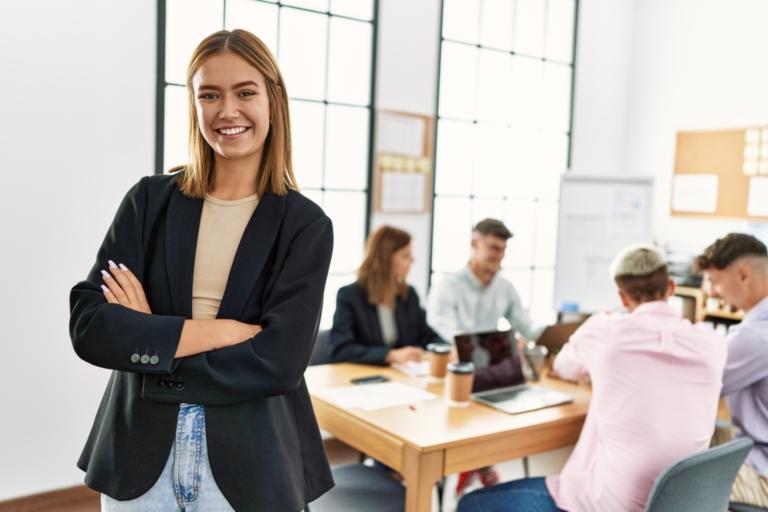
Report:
553,174,654,313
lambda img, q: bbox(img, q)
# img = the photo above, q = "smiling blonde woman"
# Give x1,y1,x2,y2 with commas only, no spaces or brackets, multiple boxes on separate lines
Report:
69,29,333,512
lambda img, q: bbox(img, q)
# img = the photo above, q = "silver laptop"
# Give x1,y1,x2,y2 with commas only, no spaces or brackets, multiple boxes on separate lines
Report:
454,330,573,415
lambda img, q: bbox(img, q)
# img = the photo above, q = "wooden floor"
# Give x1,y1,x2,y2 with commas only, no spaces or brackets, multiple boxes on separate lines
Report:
0,486,100,512
0,438,361,512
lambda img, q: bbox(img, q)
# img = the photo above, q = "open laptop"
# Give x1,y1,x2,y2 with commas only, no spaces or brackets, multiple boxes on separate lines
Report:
454,330,573,415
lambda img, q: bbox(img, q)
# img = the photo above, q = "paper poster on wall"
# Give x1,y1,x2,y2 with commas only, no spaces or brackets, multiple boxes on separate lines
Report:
747,177,768,217
671,174,718,213
378,113,426,157
381,171,426,212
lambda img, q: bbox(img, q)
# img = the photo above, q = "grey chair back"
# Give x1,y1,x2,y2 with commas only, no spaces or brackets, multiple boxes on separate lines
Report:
309,329,333,366
644,437,753,512
306,464,404,512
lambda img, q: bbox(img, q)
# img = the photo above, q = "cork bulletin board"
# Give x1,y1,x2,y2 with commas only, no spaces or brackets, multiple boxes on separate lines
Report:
671,127,768,220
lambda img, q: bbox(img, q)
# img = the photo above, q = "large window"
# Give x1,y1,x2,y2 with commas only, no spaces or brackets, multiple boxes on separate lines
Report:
431,0,578,325
157,0,377,326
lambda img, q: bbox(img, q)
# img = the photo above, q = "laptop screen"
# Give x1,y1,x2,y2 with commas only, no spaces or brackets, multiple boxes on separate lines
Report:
454,330,525,392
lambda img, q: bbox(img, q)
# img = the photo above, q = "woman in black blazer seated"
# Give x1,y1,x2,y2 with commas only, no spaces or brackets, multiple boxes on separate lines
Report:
69,30,333,512
330,226,442,365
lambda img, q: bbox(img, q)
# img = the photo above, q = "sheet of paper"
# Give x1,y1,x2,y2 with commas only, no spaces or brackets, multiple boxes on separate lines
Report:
392,360,431,378
671,174,718,213
381,171,425,212
378,113,425,157
317,382,437,411
748,177,768,217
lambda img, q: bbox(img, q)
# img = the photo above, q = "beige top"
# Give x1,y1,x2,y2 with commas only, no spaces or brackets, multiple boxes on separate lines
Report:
377,304,398,346
191,192,260,320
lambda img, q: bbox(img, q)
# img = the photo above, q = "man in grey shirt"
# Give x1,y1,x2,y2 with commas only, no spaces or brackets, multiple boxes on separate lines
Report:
427,218,543,496
696,233,768,507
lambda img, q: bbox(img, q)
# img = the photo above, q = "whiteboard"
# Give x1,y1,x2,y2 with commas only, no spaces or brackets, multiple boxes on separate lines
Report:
553,174,654,313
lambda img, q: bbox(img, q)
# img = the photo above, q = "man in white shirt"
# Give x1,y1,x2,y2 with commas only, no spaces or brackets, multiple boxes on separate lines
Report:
428,218,542,344
427,218,542,496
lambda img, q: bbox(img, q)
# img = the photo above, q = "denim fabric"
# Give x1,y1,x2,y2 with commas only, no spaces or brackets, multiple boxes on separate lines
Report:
101,404,235,512
457,477,565,512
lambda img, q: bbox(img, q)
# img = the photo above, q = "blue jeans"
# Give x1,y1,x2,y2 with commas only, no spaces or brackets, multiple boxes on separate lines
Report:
457,477,565,512
101,404,235,512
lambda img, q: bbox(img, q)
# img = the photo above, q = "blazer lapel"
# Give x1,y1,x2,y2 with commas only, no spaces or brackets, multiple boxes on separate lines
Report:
394,294,408,345
165,188,203,318
216,191,286,320
368,302,385,346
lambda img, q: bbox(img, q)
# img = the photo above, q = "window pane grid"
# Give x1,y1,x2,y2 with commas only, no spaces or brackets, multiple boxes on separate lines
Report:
441,36,575,66
431,0,576,320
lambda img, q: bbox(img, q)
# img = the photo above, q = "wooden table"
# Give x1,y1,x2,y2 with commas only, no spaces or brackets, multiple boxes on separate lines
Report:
305,363,590,512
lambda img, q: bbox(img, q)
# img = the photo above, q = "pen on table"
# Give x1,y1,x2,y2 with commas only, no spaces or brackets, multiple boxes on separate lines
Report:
408,405,416,411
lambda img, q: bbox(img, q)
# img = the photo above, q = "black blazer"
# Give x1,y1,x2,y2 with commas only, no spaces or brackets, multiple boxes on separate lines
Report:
69,173,334,512
329,283,442,365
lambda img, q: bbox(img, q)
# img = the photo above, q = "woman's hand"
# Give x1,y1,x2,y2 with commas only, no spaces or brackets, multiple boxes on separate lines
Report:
100,260,152,314
385,346,425,365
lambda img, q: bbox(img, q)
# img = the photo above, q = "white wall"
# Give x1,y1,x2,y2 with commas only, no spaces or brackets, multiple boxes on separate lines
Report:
625,0,768,252
371,0,442,299
0,1,156,500
572,0,768,253
569,0,635,175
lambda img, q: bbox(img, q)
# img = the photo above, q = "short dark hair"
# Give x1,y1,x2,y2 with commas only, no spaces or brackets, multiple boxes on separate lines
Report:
473,218,513,240
694,233,768,272
614,266,670,303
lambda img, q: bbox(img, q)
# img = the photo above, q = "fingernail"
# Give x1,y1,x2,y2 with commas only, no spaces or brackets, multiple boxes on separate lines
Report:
101,284,109,293
100,269,111,279
119,263,128,271
108,260,118,269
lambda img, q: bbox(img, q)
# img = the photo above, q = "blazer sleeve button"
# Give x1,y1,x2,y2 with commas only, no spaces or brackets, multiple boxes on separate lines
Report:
130,353,140,363
176,382,185,391
140,354,150,364
150,355,160,365
158,380,166,387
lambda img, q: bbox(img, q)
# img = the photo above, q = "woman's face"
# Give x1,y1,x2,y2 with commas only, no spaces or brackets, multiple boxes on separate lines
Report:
192,51,271,164
391,243,414,282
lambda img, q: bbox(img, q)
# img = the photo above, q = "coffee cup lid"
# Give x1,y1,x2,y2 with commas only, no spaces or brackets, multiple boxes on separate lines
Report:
447,362,474,374
426,342,451,354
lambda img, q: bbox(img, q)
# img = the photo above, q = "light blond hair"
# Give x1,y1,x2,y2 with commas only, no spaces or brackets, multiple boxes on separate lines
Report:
611,244,670,303
170,29,298,198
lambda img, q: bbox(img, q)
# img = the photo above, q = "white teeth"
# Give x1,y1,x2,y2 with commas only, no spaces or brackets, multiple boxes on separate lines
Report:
219,126,247,135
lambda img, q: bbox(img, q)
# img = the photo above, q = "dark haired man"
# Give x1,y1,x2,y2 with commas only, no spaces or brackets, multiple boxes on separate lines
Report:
696,233,768,507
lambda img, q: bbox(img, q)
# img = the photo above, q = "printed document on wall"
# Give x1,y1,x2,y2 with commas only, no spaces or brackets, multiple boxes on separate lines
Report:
671,174,718,213
748,177,768,217
381,171,425,212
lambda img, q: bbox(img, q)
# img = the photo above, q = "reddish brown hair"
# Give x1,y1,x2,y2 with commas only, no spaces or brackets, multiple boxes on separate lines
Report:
357,226,411,305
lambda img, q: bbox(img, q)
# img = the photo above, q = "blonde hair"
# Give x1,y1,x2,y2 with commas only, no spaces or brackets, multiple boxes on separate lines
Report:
170,29,298,198
356,226,411,305
611,244,670,303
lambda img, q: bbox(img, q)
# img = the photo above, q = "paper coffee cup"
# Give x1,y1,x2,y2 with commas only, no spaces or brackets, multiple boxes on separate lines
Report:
447,361,475,404
427,343,451,378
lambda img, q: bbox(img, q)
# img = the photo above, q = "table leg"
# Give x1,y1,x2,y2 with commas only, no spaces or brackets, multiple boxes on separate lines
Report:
402,446,444,512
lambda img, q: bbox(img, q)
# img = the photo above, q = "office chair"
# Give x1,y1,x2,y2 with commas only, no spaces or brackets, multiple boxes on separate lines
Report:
644,437,753,512
305,464,405,512
309,329,334,366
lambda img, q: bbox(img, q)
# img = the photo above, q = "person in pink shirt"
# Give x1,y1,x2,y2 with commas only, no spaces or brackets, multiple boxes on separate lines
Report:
458,244,726,512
